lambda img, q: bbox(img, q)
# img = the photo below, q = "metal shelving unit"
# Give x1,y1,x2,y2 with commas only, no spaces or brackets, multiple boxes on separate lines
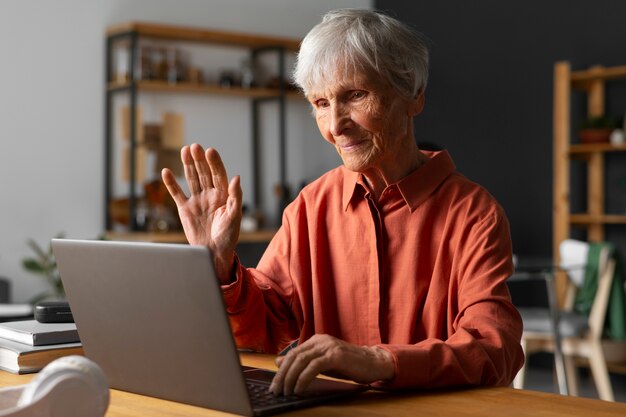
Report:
104,22,300,241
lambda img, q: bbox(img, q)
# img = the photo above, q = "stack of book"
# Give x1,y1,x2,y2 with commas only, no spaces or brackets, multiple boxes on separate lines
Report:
0,320,82,374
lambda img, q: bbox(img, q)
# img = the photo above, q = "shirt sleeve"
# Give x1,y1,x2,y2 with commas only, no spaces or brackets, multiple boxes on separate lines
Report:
221,212,301,354
372,209,524,389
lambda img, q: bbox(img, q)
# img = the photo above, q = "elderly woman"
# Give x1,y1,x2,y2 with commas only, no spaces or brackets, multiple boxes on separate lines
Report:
162,9,524,395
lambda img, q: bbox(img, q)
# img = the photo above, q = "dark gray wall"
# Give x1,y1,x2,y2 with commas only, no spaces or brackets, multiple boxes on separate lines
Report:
375,0,626,257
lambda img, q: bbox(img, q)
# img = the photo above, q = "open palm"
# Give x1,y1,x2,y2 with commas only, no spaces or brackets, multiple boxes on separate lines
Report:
161,144,242,282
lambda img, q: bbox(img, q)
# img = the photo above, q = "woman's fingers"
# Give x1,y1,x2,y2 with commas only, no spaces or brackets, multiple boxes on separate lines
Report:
270,335,394,396
191,143,214,190
270,339,317,395
282,349,322,396
184,144,231,196
182,146,202,194
206,147,229,192
227,175,242,218
161,168,187,207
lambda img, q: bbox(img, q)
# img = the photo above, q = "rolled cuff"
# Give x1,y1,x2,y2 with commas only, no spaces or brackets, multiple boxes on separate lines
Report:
369,344,430,390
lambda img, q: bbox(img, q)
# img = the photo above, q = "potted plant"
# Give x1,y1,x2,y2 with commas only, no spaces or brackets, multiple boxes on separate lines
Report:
22,234,65,304
22,233,107,304
579,116,618,144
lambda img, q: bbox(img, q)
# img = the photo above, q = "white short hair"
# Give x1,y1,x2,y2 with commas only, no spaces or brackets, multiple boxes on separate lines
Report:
293,9,429,99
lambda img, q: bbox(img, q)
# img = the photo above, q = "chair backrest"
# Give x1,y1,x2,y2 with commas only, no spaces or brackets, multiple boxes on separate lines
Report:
559,239,615,339
559,239,588,288
560,239,588,311
588,257,616,339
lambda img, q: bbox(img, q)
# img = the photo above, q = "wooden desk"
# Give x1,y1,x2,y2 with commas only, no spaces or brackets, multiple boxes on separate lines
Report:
1,353,625,416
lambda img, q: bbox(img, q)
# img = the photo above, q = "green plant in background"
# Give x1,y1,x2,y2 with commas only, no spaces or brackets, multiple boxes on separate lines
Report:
579,115,619,130
22,233,108,304
22,233,66,305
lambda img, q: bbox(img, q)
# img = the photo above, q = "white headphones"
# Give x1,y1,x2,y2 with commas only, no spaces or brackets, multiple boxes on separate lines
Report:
0,356,109,417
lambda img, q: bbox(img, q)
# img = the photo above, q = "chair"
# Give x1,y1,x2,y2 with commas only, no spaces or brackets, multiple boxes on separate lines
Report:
513,239,616,401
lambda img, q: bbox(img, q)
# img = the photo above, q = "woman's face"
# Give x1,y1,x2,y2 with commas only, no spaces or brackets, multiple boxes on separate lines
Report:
307,69,420,174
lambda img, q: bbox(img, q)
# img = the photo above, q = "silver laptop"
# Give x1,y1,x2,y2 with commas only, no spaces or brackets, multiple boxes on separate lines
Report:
52,239,366,416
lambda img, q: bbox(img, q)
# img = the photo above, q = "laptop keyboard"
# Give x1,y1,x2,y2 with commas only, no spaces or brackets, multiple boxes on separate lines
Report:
246,380,302,407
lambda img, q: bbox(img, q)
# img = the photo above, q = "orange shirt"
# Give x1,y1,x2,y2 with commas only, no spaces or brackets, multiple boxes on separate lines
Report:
223,150,524,389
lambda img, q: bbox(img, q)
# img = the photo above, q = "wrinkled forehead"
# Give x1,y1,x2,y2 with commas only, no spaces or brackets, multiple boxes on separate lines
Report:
303,59,388,99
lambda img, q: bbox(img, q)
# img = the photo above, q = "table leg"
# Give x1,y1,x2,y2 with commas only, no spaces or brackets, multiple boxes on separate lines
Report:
544,272,569,395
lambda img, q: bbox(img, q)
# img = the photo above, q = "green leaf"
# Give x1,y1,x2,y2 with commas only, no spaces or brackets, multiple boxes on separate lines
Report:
22,259,45,274
26,239,48,261
22,232,68,301
579,116,618,130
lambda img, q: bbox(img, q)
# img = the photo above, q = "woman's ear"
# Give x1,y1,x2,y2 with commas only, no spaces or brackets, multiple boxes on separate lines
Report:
407,90,425,117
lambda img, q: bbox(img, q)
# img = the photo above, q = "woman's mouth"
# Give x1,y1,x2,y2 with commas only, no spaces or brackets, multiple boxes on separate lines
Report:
339,139,366,152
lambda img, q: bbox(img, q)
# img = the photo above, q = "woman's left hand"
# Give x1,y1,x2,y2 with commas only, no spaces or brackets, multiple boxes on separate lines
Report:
269,334,395,396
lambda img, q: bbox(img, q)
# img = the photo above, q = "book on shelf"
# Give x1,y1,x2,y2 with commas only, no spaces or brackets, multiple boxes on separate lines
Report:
0,337,83,374
0,320,79,346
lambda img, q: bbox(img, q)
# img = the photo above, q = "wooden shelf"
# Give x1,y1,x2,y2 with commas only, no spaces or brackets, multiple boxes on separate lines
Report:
108,80,303,99
554,61,626,249
107,21,300,51
569,214,626,225
569,143,626,154
553,61,626,304
105,229,277,244
571,64,626,90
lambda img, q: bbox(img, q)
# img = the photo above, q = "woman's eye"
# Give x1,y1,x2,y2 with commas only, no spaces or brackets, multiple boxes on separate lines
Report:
351,91,366,100
316,99,329,108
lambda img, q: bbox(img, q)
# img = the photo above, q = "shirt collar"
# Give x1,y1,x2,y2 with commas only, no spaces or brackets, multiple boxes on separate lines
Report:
342,168,362,211
342,150,457,212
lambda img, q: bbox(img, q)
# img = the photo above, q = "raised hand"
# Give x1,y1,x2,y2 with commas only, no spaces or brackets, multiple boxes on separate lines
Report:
161,144,242,283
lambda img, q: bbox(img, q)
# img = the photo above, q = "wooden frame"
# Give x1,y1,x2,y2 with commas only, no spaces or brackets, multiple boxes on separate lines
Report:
552,62,626,298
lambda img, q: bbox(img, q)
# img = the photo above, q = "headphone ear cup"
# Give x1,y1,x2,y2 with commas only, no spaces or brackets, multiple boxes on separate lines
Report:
17,355,109,417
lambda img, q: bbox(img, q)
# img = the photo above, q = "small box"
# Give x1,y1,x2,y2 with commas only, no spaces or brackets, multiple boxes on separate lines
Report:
144,123,161,150
161,112,185,150
156,148,183,177
122,145,147,182
120,106,144,142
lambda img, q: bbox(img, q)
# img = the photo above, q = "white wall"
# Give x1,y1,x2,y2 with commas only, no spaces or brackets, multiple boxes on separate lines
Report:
0,0,372,303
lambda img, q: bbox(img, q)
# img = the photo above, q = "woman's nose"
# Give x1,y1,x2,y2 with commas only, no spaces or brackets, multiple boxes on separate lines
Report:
330,104,352,136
